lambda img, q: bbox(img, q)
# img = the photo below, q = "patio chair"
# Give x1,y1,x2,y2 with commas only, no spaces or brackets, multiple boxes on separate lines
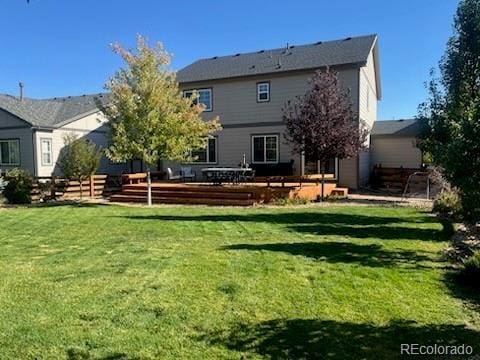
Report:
180,166,196,182
166,167,181,181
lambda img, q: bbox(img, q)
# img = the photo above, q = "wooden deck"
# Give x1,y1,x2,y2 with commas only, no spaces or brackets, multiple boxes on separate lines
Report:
110,180,343,206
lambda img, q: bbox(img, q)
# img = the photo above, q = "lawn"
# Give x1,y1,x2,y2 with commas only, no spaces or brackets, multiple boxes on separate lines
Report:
0,204,479,359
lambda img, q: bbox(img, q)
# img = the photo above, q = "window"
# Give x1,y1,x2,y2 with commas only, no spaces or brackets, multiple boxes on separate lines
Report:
41,138,53,165
0,139,20,165
257,82,270,102
191,137,217,163
252,135,278,163
183,88,212,111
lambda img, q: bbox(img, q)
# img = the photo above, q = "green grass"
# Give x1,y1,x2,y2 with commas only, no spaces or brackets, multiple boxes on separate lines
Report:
0,204,479,359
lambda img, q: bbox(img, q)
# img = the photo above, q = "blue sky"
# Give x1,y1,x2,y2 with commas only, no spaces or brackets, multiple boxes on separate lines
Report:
0,0,458,119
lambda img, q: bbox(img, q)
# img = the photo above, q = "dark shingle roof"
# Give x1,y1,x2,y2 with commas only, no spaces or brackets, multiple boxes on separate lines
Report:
177,34,377,83
0,93,108,128
371,119,422,137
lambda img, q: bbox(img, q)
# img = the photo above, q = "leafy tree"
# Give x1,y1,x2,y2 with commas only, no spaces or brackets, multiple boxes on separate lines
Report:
283,69,369,199
59,133,102,199
419,0,480,222
101,35,220,206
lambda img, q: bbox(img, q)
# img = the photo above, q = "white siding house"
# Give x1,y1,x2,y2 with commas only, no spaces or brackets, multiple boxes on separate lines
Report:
0,94,128,177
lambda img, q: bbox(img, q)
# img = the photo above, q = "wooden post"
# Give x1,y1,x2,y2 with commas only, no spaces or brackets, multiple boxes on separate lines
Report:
89,175,95,198
51,175,56,200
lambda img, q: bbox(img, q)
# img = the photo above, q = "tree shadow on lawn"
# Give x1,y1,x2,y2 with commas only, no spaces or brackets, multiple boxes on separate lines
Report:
120,212,451,241
443,270,480,310
197,318,480,360
222,241,435,268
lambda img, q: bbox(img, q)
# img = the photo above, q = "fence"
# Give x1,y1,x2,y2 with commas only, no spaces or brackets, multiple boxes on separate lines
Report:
31,174,122,202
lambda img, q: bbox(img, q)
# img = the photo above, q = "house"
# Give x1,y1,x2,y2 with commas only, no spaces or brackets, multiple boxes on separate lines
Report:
1,34,389,189
175,34,381,189
371,118,423,169
0,93,128,177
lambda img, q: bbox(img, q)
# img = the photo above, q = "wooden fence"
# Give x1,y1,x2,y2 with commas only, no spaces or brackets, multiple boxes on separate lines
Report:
31,174,122,202
371,166,426,193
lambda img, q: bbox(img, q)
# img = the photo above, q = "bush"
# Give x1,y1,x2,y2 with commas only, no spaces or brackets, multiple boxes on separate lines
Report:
433,190,462,217
460,251,480,287
3,169,34,204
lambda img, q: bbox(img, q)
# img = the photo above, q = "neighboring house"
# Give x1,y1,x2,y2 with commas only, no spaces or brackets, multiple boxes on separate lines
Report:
0,93,128,177
371,119,423,169
175,34,381,189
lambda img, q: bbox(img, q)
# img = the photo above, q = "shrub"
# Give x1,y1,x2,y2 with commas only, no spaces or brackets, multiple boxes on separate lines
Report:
3,168,34,204
0,176,7,193
459,251,480,287
433,190,462,217
273,197,311,206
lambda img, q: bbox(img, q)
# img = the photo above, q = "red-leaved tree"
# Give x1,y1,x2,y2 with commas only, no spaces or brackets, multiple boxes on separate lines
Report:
283,69,369,199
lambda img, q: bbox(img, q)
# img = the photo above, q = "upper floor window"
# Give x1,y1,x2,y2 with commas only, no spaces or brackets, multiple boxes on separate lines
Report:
257,82,270,102
183,88,212,112
252,134,278,163
191,137,217,163
0,139,20,166
41,138,53,166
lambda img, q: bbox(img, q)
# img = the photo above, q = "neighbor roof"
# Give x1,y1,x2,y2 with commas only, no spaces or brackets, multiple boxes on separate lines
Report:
0,93,108,128
177,34,378,84
371,119,422,137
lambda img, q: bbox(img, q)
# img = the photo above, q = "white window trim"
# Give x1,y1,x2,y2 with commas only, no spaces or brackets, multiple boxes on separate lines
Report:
251,134,279,164
257,82,270,102
40,138,53,166
0,139,20,166
183,88,213,112
188,136,218,164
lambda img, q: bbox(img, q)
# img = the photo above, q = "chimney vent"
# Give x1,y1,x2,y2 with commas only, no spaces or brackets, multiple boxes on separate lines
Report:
19,82,24,100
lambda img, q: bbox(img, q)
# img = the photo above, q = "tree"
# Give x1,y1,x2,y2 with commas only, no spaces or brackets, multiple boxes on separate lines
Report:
419,0,480,222
59,133,102,199
101,35,220,206
283,69,369,199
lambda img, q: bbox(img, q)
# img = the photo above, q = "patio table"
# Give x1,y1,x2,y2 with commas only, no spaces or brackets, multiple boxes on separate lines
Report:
202,167,254,185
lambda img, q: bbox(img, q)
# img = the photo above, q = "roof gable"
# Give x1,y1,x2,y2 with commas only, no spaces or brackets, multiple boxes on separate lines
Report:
371,119,422,137
177,34,377,83
0,93,108,128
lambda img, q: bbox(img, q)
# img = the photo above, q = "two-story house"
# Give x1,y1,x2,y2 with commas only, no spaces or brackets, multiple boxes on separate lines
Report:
175,34,381,189
0,34,383,189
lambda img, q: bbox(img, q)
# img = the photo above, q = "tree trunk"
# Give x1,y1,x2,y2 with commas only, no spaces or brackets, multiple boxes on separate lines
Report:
147,168,152,206
79,177,83,200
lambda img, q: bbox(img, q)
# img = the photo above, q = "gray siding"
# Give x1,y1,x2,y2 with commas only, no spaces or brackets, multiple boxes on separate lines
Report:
371,136,422,169
183,68,360,127
357,46,379,187
164,124,302,178
0,109,34,174
338,157,357,189
179,67,362,187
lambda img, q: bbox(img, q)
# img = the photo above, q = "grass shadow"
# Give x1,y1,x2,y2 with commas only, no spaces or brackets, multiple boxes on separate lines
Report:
120,212,450,242
2,201,110,209
222,241,435,268
198,319,480,359
119,212,418,226
443,270,480,310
